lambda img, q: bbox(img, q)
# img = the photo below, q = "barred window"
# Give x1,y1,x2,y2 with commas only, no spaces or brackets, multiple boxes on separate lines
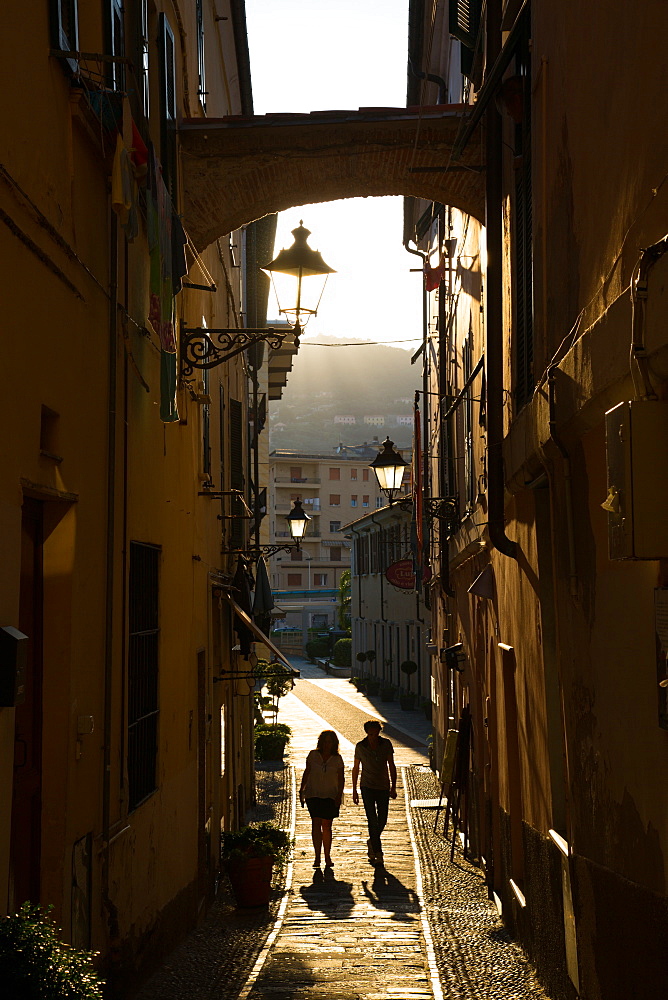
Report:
128,542,160,811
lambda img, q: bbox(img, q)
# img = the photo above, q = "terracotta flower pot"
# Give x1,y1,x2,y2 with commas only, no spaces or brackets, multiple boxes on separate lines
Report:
226,855,274,907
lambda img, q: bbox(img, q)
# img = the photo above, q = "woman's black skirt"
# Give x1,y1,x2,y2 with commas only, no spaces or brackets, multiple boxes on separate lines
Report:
306,797,340,820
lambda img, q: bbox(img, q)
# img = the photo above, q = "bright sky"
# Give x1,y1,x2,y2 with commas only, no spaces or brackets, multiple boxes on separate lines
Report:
245,0,422,349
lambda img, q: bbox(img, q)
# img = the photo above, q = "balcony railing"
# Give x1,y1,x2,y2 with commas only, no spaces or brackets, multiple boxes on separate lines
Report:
275,503,321,513
274,476,321,485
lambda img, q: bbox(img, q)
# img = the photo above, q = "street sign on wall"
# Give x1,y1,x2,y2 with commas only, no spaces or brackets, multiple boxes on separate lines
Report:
385,559,431,590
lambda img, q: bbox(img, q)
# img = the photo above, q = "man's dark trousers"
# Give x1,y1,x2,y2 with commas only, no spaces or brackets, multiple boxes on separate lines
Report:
361,787,390,853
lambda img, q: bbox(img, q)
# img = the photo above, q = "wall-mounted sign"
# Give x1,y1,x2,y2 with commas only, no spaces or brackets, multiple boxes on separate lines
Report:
385,559,431,590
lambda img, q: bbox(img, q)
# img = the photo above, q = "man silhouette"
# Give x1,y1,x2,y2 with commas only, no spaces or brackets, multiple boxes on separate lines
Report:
351,720,397,864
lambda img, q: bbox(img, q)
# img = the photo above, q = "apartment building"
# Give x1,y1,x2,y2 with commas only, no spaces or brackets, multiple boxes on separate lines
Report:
268,447,404,627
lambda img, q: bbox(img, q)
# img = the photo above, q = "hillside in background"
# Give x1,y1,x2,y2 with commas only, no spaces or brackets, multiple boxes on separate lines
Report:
268,337,421,454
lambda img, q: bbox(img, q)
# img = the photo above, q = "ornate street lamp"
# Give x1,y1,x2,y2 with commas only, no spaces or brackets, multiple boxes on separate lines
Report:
181,221,334,377
285,498,311,545
262,221,335,339
369,437,409,503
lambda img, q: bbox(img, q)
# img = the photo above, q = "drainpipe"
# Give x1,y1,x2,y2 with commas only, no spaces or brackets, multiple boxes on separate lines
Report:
102,212,120,950
547,366,578,599
408,56,448,105
485,0,517,561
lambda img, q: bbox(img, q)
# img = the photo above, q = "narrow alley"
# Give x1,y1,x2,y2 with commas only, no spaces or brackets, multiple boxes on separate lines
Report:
138,659,549,1000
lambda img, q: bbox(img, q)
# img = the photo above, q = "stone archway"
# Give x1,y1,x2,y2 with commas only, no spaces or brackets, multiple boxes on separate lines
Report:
179,106,484,251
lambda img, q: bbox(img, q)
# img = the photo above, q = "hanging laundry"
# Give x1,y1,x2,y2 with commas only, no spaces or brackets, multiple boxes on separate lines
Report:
130,120,148,179
111,134,138,242
424,255,446,291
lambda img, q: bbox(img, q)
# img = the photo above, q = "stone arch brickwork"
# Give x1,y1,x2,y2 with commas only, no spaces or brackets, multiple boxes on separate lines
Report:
179,106,485,251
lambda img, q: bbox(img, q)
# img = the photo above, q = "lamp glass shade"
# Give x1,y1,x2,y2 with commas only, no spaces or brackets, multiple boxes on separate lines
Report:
369,437,409,495
286,498,311,541
262,222,335,328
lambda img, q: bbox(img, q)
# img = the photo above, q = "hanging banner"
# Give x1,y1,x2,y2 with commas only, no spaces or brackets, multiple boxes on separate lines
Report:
385,559,431,590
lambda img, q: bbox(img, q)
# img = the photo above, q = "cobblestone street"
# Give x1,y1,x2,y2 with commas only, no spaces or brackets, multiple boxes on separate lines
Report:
136,659,550,999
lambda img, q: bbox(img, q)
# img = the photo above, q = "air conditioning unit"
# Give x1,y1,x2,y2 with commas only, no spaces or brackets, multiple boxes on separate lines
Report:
604,400,668,559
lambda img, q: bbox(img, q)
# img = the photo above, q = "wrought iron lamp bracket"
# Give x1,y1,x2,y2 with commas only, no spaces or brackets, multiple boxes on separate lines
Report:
220,543,299,561
424,497,459,525
180,321,288,377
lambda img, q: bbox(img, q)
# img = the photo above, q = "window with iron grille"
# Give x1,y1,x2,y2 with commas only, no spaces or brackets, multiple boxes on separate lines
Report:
128,542,160,811
314,573,328,586
196,0,206,111
106,0,125,91
158,13,177,199
50,0,79,74
329,547,341,562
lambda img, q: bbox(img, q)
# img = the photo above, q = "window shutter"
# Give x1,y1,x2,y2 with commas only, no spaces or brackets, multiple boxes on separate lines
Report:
50,0,79,74
229,399,245,549
449,0,481,51
158,13,177,198
107,0,125,91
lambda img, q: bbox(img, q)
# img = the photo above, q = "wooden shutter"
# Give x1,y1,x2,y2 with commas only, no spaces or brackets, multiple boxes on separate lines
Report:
229,399,245,549
449,0,481,50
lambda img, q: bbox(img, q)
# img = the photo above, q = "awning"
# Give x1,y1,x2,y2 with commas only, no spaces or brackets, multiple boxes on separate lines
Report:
222,592,300,676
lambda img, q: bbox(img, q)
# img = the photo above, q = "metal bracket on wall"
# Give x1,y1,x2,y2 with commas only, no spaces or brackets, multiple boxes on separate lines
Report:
180,321,287,376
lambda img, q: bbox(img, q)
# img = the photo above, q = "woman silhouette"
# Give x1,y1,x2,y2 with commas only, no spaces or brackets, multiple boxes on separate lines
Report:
299,730,345,869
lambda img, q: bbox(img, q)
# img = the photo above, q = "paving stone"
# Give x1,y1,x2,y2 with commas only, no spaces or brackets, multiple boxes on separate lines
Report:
134,657,551,1000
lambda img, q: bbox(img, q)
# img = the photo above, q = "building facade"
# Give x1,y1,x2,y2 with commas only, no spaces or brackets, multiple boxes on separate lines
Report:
346,505,431,701
268,449,387,630
0,1,278,992
406,1,668,998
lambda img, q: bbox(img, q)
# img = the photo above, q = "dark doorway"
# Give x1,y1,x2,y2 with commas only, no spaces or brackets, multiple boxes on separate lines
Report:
10,497,44,908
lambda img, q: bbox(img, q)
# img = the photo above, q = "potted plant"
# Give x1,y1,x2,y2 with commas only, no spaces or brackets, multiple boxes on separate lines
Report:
399,660,418,710
222,822,293,907
355,650,368,676
381,682,395,702
366,676,381,696
254,722,292,760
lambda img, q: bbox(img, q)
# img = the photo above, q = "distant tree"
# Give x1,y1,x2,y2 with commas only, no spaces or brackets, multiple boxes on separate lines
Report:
337,569,352,630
